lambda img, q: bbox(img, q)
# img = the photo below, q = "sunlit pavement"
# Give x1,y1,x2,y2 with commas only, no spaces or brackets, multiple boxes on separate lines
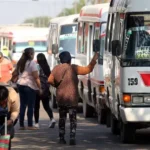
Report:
12,106,150,150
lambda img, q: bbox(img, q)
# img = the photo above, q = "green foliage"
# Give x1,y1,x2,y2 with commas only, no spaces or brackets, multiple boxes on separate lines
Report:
58,0,86,16
23,16,51,27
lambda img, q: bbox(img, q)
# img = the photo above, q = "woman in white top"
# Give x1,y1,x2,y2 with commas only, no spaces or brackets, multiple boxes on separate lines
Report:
16,47,41,130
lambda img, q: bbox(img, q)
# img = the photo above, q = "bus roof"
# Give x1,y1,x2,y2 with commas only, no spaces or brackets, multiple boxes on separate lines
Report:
59,14,79,26
110,0,150,13
0,27,49,38
49,16,67,25
79,3,109,22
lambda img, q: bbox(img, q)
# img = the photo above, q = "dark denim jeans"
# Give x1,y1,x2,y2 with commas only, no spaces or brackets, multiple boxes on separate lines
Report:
17,85,36,127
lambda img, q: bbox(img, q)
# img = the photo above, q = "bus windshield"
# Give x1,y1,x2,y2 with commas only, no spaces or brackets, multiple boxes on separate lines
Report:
59,24,77,55
14,41,47,53
123,14,150,60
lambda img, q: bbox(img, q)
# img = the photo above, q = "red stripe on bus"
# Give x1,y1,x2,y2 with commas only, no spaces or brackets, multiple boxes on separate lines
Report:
139,72,150,86
80,8,103,18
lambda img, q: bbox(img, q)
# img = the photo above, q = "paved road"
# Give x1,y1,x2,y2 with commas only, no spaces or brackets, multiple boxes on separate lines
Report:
12,107,150,150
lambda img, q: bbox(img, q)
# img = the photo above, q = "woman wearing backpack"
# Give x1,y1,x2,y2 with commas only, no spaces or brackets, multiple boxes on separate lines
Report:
34,53,55,128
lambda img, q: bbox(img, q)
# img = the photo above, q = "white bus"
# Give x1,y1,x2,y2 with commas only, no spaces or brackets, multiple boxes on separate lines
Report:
0,27,48,63
103,0,150,143
48,14,79,108
76,4,109,121
47,16,67,67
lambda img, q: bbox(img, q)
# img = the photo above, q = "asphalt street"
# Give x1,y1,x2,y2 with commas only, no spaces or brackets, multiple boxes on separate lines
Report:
12,107,150,150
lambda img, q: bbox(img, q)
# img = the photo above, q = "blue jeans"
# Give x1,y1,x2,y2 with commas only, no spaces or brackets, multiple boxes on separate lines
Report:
17,85,36,127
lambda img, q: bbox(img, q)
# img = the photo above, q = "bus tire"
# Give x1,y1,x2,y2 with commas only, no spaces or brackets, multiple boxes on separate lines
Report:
111,114,120,135
106,109,111,127
83,100,93,118
120,122,135,143
98,109,106,124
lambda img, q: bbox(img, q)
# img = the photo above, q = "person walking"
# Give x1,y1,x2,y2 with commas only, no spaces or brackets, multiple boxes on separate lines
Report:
34,53,56,128
16,47,41,130
48,51,99,145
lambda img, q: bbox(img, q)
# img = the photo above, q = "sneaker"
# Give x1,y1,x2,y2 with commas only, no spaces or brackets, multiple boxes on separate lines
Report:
34,123,40,128
59,139,66,144
27,126,39,130
49,119,56,128
70,138,76,145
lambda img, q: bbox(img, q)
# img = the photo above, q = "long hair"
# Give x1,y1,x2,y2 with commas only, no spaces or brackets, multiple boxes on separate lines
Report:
37,53,51,77
17,47,34,73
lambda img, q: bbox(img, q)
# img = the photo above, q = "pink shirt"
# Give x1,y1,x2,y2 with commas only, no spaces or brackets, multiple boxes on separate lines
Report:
17,60,38,90
0,58,13,83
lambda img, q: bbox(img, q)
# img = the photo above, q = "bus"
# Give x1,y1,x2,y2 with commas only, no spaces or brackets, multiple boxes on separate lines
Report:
0,26,48,63
48,14,79,108
103,0,150,143
48,14,79,69
47,16,67,67
76,4,109,121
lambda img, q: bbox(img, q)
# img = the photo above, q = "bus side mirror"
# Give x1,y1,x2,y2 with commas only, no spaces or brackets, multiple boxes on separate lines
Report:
93,40,100,52
52,44,58,54
112,40,122,56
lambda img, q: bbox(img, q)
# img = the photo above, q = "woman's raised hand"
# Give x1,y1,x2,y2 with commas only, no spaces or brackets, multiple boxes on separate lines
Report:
93,52,99,61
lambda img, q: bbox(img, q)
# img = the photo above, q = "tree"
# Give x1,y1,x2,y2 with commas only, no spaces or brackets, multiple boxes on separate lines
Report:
57,0,110,17
23,16,51,27
57,0,86,16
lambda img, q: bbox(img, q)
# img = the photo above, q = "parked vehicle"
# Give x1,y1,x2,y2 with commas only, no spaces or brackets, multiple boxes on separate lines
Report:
0,26,48,63
103,0,150,143
47,14,79,108
75,3,109,121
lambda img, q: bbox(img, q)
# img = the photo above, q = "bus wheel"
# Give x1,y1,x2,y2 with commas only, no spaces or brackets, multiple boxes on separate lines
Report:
50,94,57,109
106,109,111,127
111,114,120,135
120,122,135,143
98,109,106,124
83,100,93,118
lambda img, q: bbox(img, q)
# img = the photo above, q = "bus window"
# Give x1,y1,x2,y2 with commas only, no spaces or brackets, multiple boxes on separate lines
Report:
59,24,77,55
109,14,115,52
77,22,84,54
99,23,107,64
124,14,150,60
83,23,88,55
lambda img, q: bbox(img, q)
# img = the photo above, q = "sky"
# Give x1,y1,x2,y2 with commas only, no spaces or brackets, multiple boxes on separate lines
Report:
0,0,75,24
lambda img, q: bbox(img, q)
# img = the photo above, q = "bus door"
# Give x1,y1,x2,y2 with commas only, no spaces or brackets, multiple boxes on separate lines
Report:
48,23,58,68
87,23,94,103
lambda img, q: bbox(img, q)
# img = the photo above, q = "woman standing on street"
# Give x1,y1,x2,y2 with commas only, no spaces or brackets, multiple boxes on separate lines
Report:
34,53,56,128
16,47,41,130
48,51,99,145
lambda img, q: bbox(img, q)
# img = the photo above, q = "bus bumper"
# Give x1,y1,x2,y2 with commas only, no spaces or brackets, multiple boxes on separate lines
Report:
119,106,150,123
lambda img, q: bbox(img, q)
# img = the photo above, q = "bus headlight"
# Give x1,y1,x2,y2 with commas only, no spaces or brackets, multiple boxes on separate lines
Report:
144,97,150,103
132,96,143,104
